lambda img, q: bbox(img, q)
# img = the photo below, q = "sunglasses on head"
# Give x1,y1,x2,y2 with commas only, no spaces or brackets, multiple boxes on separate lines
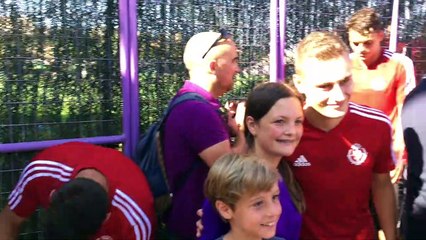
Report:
202,29,232,59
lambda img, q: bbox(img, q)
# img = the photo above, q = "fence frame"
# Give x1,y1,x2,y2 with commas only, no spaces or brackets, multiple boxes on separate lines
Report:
0,0,400,156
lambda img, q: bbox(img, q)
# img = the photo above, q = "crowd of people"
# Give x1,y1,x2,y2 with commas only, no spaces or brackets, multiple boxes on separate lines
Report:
0,7,424,240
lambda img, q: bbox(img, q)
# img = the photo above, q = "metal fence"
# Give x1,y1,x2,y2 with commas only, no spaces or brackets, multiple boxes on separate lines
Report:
0,0,121,238
137,0,271,132
0,0,425,238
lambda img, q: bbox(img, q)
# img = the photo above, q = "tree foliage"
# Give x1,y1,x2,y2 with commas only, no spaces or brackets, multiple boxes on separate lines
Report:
0,0,425,238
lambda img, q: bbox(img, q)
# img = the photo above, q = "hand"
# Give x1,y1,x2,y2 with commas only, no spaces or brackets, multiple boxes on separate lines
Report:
224,101,245,135
390,161,405,184
234,101,246,131
195,208,204,238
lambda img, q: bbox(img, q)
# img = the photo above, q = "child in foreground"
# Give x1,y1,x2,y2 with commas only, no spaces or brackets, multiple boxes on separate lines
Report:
204,153,285,240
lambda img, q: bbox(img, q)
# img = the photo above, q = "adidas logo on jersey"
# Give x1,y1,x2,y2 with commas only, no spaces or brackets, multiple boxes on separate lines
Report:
293,155,311,167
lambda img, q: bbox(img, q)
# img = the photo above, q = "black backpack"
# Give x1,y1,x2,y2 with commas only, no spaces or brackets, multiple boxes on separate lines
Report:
133,92,208,218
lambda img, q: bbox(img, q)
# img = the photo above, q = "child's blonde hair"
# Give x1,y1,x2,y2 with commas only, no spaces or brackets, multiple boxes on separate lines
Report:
204,153,279,210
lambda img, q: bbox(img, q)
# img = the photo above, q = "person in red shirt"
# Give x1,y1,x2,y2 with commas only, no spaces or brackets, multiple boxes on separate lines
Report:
0,142,156,240
346,7,416,183
288,31,397,240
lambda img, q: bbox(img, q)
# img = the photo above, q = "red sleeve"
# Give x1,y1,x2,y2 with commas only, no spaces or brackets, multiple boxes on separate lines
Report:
392,57,416,164
95,207,138,240
101,188,155,240
373,122,396,173
97,160,156,240
7,174,38,218
8,159,72,218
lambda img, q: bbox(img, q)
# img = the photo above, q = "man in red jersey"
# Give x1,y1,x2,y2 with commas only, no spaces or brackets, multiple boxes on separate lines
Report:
0,142,156,240
288,31,397,240
346,7,416,183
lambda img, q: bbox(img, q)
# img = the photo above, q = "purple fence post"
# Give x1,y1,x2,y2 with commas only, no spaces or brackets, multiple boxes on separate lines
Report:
270,0,278,82
278,0,286,82
0,135,126,153
128,0,139,157
0,0,136,154
270,0,286,82
119,0,133,156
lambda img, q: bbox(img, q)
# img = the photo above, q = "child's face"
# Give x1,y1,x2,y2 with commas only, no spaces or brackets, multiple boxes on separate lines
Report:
251,97,304,160
227,182,281,240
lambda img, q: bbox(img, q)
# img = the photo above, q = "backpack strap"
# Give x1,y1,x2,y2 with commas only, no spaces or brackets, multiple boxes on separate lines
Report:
157,92,208,128
157,92,210,193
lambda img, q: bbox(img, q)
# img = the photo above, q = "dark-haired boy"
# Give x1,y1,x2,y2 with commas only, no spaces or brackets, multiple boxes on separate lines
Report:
0,142,156,240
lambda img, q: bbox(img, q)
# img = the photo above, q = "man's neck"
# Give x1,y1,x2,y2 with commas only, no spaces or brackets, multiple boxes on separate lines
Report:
304,108,345,132
363,48,383,68
223,229,261,240
189,73,222,98
250,147,281,170
76,169,109,193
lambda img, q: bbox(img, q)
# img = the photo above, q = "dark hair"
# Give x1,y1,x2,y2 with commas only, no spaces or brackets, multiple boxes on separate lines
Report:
346,7,384,35
43,178,109,240
243,82,305,213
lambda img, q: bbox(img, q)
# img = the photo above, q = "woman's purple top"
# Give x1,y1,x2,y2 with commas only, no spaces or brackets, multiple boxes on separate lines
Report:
200,180,302,240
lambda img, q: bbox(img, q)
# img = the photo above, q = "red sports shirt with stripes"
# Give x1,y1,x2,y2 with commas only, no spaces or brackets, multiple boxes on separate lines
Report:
7,142,156,240
350,49,416,163
285,103,395,240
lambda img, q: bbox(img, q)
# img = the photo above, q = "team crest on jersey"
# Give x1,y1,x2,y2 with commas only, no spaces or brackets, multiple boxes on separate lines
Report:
347,143,368,165
371,77,387,91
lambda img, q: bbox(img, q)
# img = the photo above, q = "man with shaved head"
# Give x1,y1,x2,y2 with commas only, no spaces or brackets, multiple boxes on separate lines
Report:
162,30,243,239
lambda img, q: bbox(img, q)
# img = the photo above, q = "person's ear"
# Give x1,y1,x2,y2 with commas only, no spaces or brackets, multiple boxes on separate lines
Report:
49,189,56,201
292,74,305,94
103,212,111,224
209,60,217,73
245,116,257,136
215,200,233,220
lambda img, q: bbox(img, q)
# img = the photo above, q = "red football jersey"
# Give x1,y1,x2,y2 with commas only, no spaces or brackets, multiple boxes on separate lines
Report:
285,103,395,240
8,142,156,240
351,49,416,162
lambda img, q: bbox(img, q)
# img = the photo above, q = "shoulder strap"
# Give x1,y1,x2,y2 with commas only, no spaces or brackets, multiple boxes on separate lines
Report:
158,92,208,128
156,92,209,194
170,92,207,109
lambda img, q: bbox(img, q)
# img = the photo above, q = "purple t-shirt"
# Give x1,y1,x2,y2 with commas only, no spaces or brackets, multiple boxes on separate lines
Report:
163,81,230,239
200,180,302,240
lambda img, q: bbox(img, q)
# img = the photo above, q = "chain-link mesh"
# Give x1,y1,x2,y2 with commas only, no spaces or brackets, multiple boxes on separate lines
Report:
284,0,425,81
138,0,271,132
0,150,44,239
0,0,121,145
0,0,425,238
0,0,120,238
